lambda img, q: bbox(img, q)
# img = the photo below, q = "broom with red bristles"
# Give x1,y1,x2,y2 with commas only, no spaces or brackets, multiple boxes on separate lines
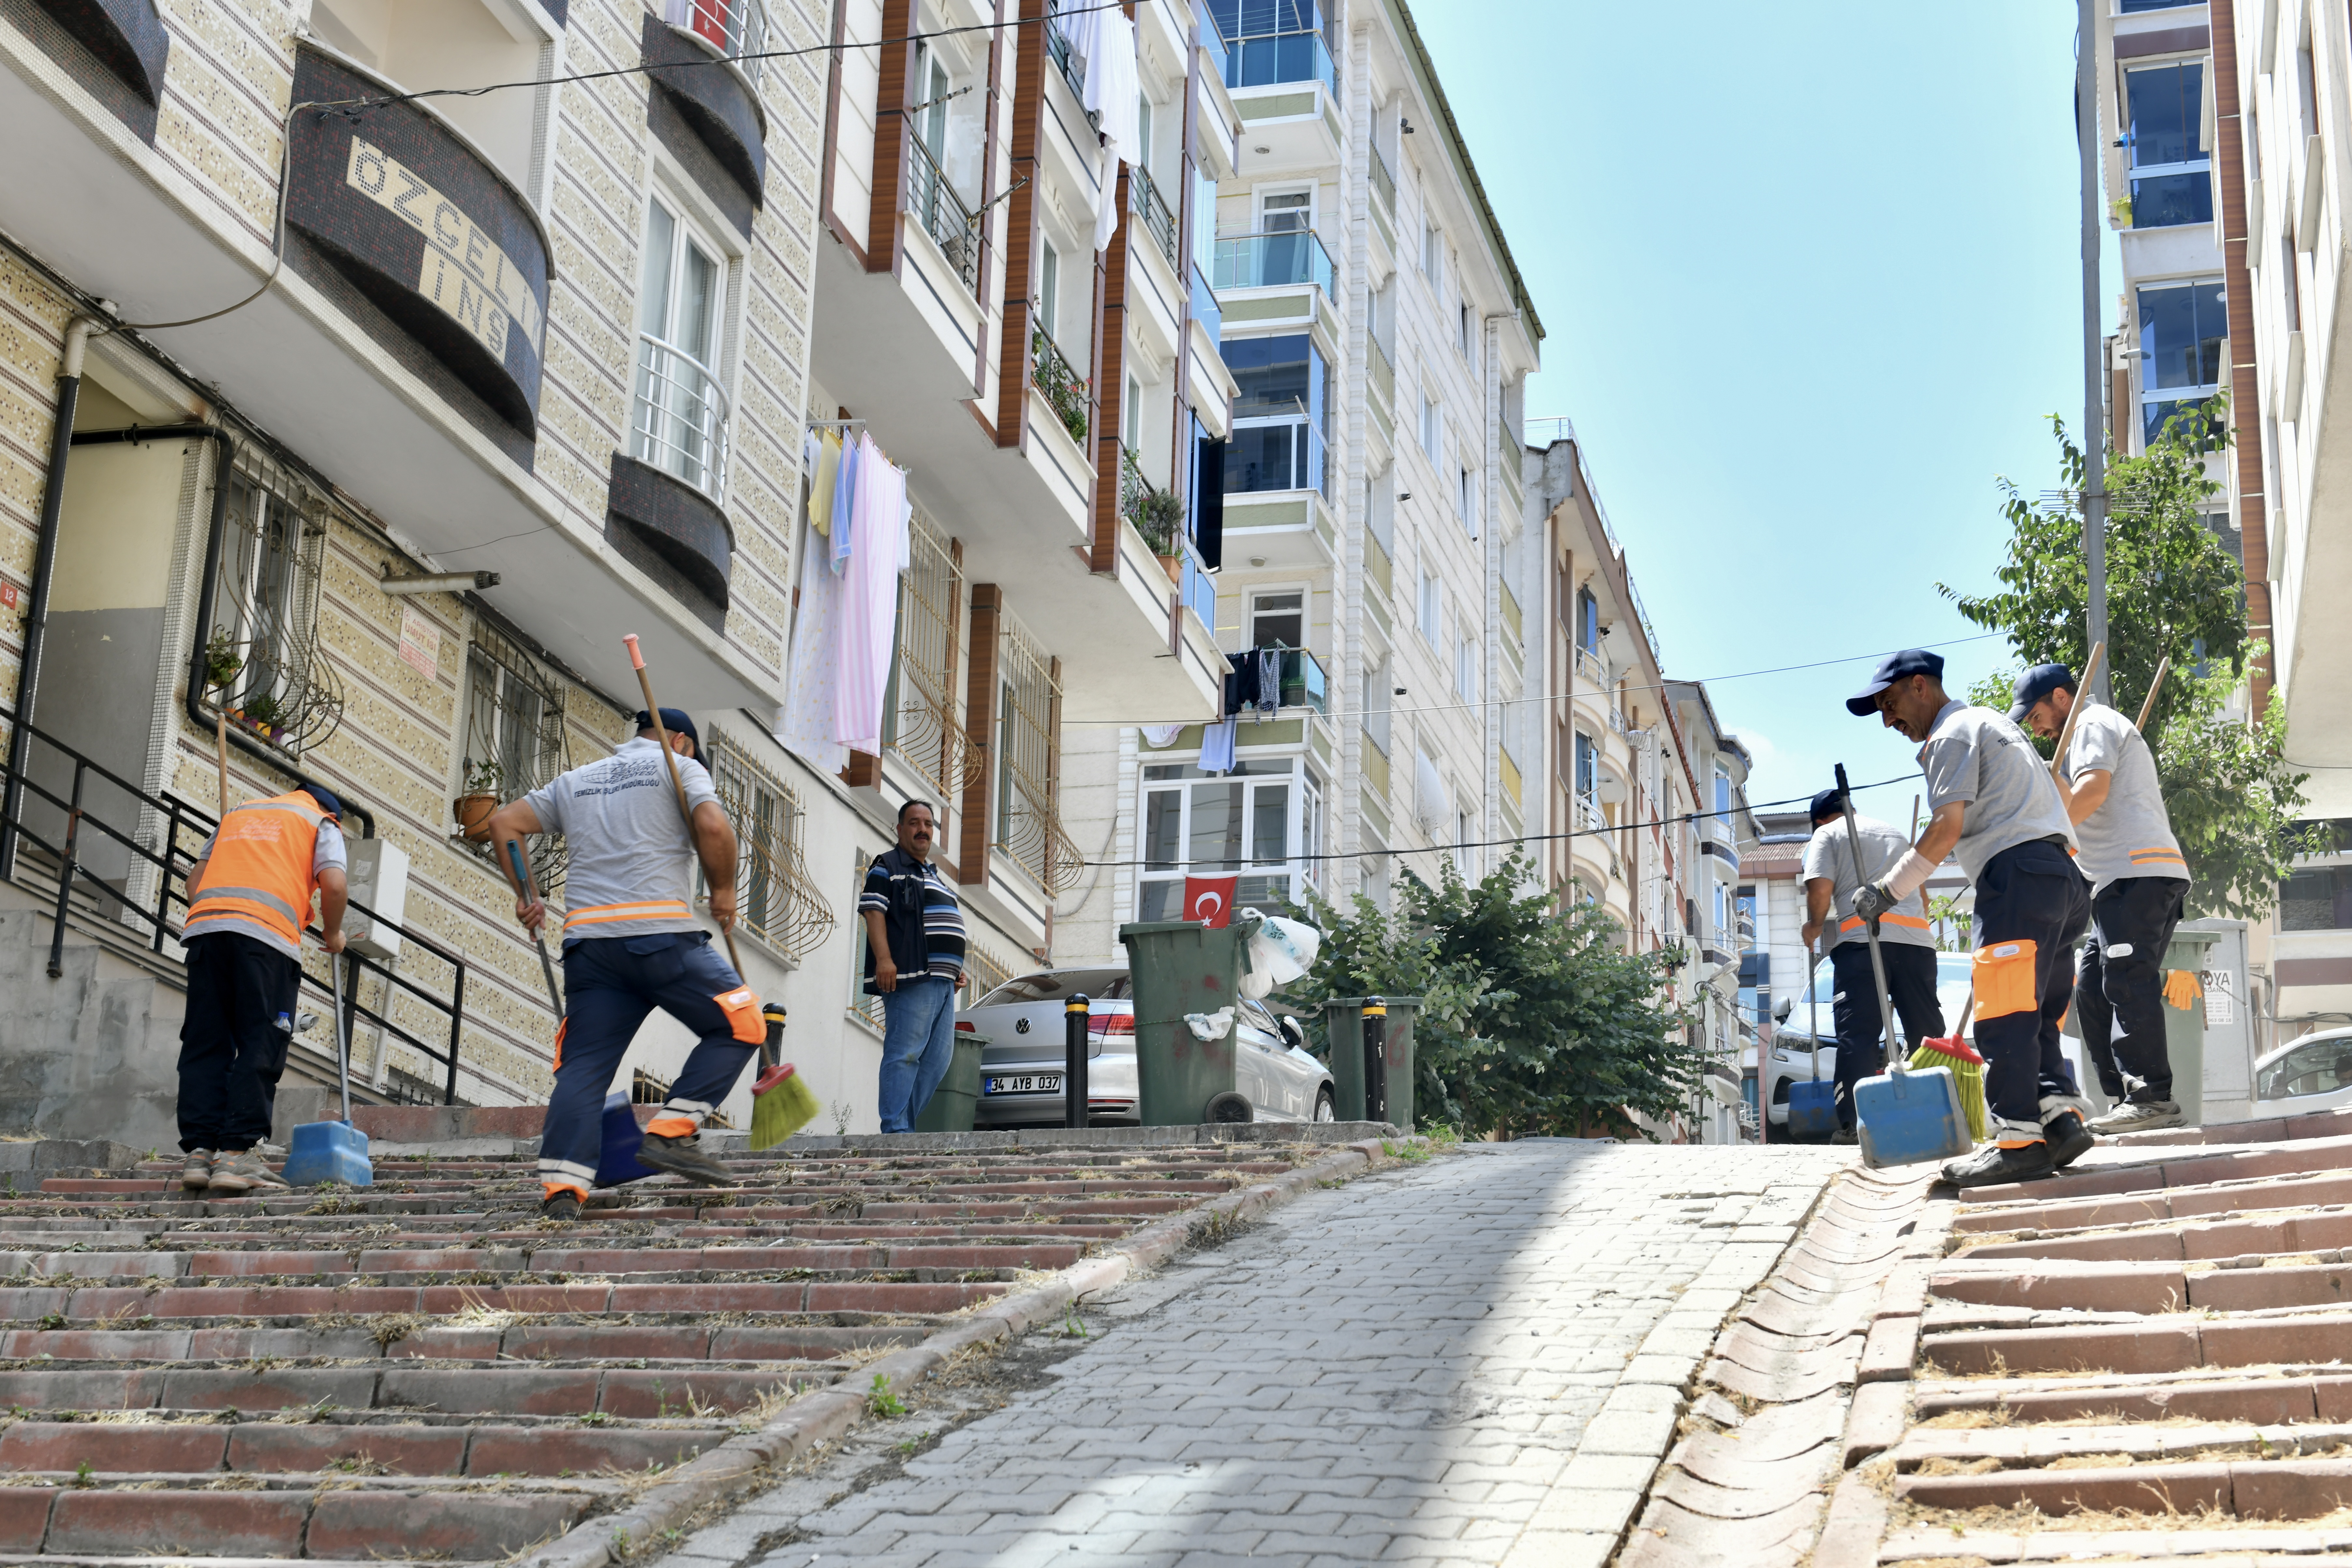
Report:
1911,991,1985,1142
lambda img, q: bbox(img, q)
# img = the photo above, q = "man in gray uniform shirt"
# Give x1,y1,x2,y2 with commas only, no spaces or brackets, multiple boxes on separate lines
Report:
1848,649,2093,1187
2012,663,2194,1134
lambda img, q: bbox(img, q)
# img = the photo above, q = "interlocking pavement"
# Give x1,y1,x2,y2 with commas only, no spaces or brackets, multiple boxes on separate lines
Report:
668,1138,1853,1568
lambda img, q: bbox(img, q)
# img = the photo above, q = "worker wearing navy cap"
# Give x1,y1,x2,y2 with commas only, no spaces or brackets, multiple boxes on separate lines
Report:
1799,787,1946,1142
2011,663,2191,1134
1846,650,2093,1187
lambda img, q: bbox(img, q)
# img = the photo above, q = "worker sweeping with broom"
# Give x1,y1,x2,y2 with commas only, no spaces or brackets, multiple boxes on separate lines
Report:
485,700,762,1220
1847,649,2093,1187
1799,788,1946,1144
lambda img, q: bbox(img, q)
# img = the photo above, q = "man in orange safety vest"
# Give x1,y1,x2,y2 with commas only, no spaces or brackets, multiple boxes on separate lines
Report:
178,784,347,1195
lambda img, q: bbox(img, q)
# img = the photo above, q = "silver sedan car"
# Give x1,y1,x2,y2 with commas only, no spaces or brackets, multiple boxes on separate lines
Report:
959,966,1336,1126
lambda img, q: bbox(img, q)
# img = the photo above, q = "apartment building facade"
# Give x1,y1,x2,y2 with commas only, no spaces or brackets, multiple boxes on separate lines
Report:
0,0,1237,1142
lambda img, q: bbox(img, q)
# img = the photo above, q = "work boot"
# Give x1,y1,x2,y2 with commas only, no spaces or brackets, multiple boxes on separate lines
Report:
2045,1112,2095,1170
637,1131,736,1187
2088,1099,2184,1136
540,1188,582,1222
207,1149,288,1195
1939,1140,2055,1189
1831,1127,1858,1146
180,1150,214,1192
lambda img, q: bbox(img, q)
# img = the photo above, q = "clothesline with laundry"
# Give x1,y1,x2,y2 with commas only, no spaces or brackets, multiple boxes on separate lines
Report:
774,422,910,773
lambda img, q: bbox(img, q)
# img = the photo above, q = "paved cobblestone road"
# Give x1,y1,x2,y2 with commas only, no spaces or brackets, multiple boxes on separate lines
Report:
680,1140,1852,1568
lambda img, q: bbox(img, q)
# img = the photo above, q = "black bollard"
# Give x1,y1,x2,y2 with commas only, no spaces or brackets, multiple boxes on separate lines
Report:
1065,994,1090,1129
1363,997,1388,1126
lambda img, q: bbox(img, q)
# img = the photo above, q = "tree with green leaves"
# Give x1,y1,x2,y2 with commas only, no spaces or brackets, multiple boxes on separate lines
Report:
1942,401,2311,920
1293,855,1706,1138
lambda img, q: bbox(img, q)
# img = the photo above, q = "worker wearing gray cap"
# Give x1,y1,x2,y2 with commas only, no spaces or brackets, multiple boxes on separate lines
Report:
1847,650,2093,1187
2011,663,2191,1134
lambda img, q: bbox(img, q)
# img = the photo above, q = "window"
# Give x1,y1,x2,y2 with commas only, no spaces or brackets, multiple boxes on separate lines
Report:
1419,395,1441,467
1455,808,1473,878
1260,188,1311,231
1458,301,1471,358
208,457,341,755
1136,757,1322,916
1455,629,1475,701
1458,465,1474,532
1574,730,1595,800
994,612,1073,892
880,510,970,798
2137,280,2226,445
706,740,835,958
2261,1034,2352,1100
2123,60,2212,229
2281,866,2352,930
1124,372,1142,451
1422,222,1442,283
1363,652,1392,752
1577,586,1600,653
1221,334,1328,495
1040,241,1060,343
1418,571,1441,647
905,40,976,287
630,196,730,496
1250,590,1304,647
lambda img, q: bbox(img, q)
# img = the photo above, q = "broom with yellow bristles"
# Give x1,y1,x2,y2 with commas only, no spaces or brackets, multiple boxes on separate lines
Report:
1911,992,1986,1142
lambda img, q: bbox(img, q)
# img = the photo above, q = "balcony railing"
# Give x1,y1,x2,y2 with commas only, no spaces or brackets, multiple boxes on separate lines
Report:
1180,532,1217,633
1369,144,1396,215
1190,263,1222,342
1366,335,1394,412
1219,26,1339,111
905,132,980,293
1132,166,1179,267
1046,0,1087,104
1232,644,1327,715
1573,643,1606,689
1032,326,1090,447
666,0,768,80
1211,229,1336,297
1193,0,1230,83
1227,416,1326,497
630,332,731,498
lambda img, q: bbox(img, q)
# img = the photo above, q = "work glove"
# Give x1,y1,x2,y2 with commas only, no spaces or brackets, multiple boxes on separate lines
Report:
1852,881,1898,924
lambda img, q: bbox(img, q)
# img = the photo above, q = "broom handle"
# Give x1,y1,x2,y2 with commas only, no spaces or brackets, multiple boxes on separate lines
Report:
2134,654,2171,734
1806,936,1821,1084
624,636,748,982
2047,642,2106,783
505,837,564,1015
1834,764,1903,1074
215,705,229,820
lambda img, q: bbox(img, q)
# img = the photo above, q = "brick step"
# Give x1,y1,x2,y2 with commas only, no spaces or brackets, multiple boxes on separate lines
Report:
0,1322,928,1362
0,1421,734,1476
1914,1370,2352,1424
1895,1455,2352,1519
0,1276,1011,1320
1923,1310,2352,1375
1954,1132,2352,1206
0,1482,597,1557
0,1362,830,1416
1886,1419,2352,1471
1,1241,1082,1277
1953,1206,2352,1263
1930,1260,2352,1315
18,1194,1200,1221
1951,1173,2352,1235
1881,1527,2352,1565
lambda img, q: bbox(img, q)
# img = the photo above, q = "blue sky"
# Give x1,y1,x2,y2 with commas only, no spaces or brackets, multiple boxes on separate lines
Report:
1416,0,2118,821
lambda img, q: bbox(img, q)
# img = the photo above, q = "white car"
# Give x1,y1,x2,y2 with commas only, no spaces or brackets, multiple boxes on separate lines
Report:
2254,1027,2352,1114
957,966,1336,1127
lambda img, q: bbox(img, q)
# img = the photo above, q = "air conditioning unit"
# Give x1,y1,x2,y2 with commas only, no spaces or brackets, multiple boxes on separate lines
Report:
344,839,411,961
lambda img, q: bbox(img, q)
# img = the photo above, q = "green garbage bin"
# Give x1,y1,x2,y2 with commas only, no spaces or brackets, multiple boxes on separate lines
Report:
912,1032,984,1133
2163,929,2219,1128
1119,916,1261,1125
1322,997,1421,1128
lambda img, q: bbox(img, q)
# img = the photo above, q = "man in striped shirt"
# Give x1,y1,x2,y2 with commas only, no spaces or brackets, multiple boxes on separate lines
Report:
860,801,967,1133
2014,665,2194,1134
489,708,758,1217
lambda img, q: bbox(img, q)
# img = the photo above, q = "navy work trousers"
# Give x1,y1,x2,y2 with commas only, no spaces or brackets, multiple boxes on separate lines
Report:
1828,942,1946,1130
1972,837,2092,1139
2077,875,2189,1104
538,932,757,1195
177,932,301,1154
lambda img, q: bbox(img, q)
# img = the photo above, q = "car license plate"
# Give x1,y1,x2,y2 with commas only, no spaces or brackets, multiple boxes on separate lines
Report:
984,1074,1062,1096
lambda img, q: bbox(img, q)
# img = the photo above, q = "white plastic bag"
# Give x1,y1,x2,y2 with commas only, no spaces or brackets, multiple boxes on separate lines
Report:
1236,910,1321,999
1183,1006,1235,1041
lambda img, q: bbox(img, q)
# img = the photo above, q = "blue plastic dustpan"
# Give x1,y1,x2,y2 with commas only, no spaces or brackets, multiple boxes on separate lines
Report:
595,1089,657,1187
1854,1061,1972,1168
282,1118,373,1187
1786,1079,1837,1140
284,954,374,1189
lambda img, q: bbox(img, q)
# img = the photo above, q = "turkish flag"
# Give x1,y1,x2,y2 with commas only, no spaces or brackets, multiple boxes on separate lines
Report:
1182,875,1239,928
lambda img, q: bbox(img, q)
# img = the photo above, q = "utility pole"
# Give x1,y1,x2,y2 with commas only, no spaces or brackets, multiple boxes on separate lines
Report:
2078,0,2113,703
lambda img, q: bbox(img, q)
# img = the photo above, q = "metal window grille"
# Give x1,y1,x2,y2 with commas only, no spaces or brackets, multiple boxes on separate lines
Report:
882,513,980,800
993,614,1078,894
849,849,885,1028
460,624,570,893
630,1067,673,1104
708,742,835,958
202,450,344,756
965,941,1018,1003
383,1065,470,1108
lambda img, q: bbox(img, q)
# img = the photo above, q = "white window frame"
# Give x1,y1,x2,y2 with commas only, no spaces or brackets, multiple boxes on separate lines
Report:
1420,393,1441,468
2133,274,2226,444
630,162,744,500
2120,56,2214,224
1134,755,1324,917
1255,183,1316,234
1247,585,1309,648
1418,570,1441,648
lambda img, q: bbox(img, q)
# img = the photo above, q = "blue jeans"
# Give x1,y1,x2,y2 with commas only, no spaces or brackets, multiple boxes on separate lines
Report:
539,932,758,1193
877,976,957,1133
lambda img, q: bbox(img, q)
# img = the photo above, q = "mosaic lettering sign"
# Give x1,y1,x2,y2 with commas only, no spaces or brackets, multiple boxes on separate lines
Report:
347,138,544,357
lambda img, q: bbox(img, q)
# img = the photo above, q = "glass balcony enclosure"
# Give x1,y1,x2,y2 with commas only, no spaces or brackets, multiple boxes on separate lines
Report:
2123,59,2212,229
2136,279,2225,444
1193,0,1230,82
1221,333,1327,497
1212,229,1336,297
1206,0,1338,110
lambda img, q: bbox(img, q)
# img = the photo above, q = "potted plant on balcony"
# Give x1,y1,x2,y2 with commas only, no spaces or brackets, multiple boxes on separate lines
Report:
455,757,504,843
1135,488,1185,582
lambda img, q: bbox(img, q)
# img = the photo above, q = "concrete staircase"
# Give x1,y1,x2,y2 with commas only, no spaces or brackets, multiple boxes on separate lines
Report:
0,1120,1332,1562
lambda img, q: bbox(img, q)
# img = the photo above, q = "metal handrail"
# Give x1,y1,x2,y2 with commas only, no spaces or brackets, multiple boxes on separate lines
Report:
1366,336,1395,410
1032,325,1090,446
670,0,770,80
904,132,980,292
1369,145,1396,214
1046,1,1087,102
1132,166,1179,266
0,697,473,1103
630,331,732,498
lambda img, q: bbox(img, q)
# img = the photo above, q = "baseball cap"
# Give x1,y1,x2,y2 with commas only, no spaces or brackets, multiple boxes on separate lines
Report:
2008,663,2077,723
1845,649,1945,716
636,707,700,752
299,784,343,820
1807,789,1845,825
